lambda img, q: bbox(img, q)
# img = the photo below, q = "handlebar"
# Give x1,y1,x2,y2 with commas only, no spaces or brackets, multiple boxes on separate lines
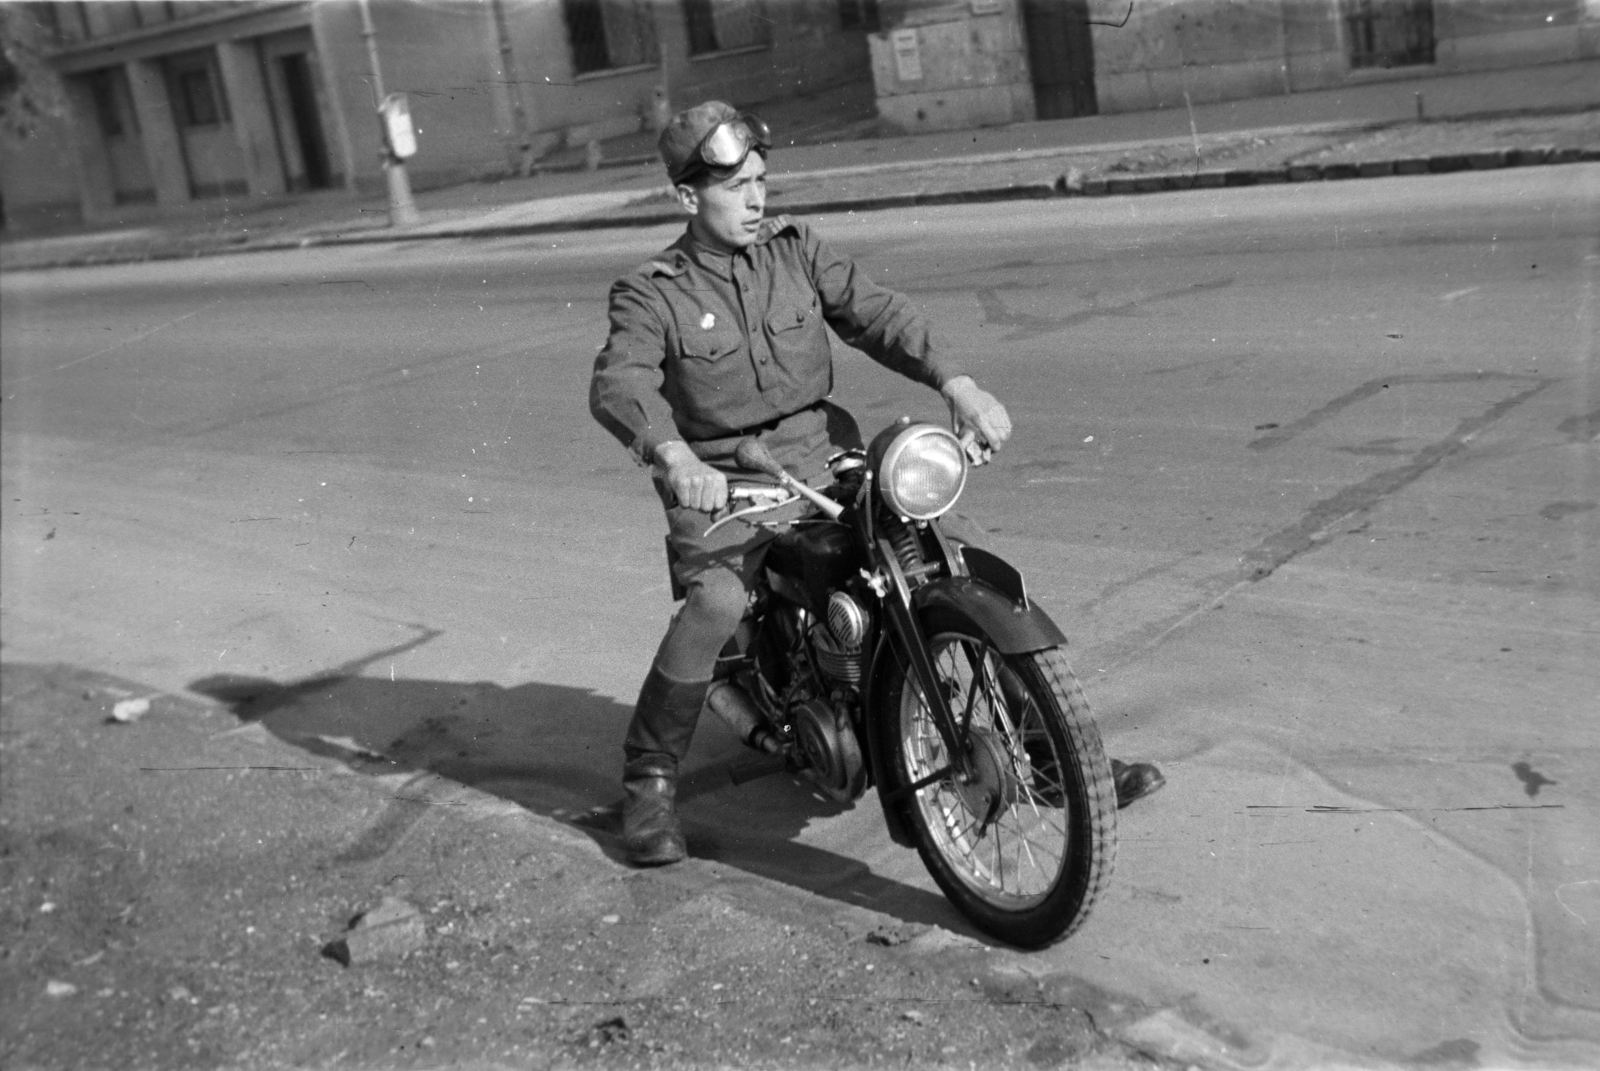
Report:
734,438,845,520
957,428,993,466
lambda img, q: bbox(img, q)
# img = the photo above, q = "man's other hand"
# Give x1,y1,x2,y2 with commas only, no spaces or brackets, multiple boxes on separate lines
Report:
941,376,1012,464
656,441,729,513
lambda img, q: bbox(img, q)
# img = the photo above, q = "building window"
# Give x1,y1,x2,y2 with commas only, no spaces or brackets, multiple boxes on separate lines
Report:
837,0,879,32
1343,0,1435,69
165,50,229,127
562,0,659,75
684,0,771,56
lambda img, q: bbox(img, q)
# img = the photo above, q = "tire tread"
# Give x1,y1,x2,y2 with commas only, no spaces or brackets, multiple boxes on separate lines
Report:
1022,647,1118,941
878,611,1117,948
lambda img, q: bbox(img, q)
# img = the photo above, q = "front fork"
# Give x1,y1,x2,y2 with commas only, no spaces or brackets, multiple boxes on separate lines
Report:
872,520,978,792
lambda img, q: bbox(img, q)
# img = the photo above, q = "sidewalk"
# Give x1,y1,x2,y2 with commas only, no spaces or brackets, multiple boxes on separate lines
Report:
2,60,1597,272
0,660,1173,1070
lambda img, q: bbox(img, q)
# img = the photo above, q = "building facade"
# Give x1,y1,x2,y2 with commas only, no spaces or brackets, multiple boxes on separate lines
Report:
4,0,1597,232
868,0,1600,133
1,0,879,231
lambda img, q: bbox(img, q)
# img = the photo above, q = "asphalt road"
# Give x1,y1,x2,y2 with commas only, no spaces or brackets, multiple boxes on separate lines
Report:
3,166,1597,1067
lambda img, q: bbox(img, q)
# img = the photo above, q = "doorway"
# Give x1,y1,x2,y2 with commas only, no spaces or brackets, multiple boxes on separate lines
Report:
85,66,155,203
259,29,340,193
164,48,248,199
1022,0,1097,120
279,53,331,189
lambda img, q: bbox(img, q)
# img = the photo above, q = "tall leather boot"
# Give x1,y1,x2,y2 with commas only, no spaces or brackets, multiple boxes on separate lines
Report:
621,667,709,866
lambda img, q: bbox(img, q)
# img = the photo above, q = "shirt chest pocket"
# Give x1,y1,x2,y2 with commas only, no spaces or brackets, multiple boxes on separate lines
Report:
670,326,747,416
765,296,825,364
766,297,814,336
678,328,741,362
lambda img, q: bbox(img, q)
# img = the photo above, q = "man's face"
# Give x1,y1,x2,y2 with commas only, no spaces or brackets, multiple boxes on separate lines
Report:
677,152,767,253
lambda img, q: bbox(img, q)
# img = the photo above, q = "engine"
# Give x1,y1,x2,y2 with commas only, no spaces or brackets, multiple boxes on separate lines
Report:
810,590,869,686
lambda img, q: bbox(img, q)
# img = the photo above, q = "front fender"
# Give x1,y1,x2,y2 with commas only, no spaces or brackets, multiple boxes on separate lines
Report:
867,571,1067,848
912,576,1067,654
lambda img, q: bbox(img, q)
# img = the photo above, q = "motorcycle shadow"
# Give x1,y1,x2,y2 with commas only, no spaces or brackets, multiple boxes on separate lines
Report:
188,667,973,937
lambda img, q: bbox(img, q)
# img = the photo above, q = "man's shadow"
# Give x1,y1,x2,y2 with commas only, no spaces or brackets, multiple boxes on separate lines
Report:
188,631,968,933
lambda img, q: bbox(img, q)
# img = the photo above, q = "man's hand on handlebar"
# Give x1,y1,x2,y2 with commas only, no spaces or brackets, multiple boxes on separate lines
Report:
656,441,729,513
941,375,1012,465
656,376,1009,512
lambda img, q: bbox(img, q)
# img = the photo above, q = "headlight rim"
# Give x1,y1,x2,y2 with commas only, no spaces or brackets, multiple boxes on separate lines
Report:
875,422,968,521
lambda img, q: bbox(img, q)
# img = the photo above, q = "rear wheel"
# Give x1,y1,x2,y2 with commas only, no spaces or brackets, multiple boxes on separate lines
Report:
877,606,1116,947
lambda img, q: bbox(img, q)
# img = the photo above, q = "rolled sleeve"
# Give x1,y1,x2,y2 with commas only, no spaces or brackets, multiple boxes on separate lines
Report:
589,278,679,466
801,224,964,389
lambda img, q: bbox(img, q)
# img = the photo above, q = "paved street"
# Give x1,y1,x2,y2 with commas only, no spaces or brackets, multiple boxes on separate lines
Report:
3,165,1597,1067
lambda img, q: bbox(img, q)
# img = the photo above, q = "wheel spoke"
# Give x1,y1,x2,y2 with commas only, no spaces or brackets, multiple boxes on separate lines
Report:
960,648,984,737
1017,824,1040,875
901,630,1095,908
934,775,1069,895
893,624,1115,945
1005,823,1064,868
941,800,983,845
957,638,998,738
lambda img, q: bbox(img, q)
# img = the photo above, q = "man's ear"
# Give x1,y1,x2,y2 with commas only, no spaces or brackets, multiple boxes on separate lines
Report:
674,182,700,216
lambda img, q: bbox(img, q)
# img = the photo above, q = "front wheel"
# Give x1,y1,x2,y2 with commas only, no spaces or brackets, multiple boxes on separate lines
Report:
876,607,1117,948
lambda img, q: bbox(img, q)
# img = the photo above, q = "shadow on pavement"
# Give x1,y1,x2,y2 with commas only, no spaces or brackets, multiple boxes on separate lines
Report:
187,657,969,936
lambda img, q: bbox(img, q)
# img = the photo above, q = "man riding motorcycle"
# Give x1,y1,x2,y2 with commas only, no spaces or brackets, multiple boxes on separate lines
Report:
589,101,1163,867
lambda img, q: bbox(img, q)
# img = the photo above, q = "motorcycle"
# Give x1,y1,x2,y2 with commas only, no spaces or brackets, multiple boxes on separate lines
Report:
697,418,1117,948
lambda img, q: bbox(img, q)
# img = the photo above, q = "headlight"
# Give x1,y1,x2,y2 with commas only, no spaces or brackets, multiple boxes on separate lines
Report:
874,423,968,520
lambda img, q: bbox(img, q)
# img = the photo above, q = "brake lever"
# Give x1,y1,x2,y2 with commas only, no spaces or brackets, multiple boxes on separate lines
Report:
702,493,802,537
958,429,993,467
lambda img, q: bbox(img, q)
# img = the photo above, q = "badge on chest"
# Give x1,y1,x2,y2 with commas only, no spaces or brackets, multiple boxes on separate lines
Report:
700,312,716,330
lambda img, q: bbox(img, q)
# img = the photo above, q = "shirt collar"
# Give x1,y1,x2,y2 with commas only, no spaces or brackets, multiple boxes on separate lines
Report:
674,227,738,281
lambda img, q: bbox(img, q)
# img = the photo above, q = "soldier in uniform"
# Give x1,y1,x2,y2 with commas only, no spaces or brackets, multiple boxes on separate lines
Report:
590,101,1162,866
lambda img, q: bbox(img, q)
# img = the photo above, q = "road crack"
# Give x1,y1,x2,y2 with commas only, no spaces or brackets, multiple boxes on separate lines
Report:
1241,376,1554,581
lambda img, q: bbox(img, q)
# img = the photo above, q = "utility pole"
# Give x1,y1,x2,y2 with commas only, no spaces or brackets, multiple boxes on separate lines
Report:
357,0,421,227
489,0,535,176
651,7,673,134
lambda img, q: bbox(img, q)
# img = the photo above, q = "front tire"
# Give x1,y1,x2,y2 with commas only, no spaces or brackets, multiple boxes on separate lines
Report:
877,606,1117,948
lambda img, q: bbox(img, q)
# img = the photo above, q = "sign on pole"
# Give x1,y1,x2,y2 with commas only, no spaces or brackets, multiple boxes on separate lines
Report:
379,93,417,160
891,29,923,83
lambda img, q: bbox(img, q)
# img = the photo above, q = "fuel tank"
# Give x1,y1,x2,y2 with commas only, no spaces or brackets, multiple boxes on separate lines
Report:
765,522,859,615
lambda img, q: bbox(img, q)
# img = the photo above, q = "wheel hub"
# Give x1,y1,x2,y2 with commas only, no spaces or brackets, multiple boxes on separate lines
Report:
952,728,1021,822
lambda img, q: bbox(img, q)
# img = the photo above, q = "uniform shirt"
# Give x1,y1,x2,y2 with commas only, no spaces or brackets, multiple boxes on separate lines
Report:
589,216,964,470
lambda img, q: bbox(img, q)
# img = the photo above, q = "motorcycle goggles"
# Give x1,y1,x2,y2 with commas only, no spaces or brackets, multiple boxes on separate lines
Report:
675,113,771,184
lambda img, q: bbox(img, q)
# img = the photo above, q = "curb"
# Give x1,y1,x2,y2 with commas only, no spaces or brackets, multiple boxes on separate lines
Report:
1067,144,1595,196
226,147,1600,241
4,148,1596,272
764,118,1385,183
